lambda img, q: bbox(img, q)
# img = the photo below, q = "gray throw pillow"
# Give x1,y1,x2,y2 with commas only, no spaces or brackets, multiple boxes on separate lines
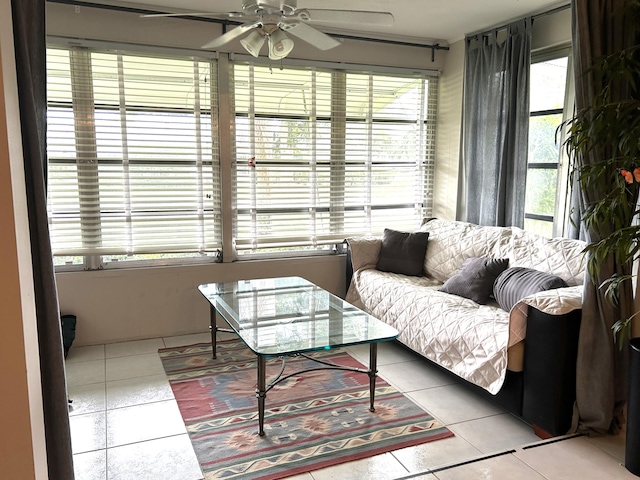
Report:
439,257,509,304
376,229,430,276
493,267,568,312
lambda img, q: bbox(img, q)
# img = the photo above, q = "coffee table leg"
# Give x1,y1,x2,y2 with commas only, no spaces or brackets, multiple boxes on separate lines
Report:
369,343,378,412
209,306,218,359
257,355,267,436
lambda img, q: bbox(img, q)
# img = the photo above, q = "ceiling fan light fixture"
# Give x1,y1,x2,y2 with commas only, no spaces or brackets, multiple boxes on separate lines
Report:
240,30,266,57
268,29,294,59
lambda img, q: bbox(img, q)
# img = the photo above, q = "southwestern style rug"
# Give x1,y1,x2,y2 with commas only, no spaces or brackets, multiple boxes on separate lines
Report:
159,340,453,480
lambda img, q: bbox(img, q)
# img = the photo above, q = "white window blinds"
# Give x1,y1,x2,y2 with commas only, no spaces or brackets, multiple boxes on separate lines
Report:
231,62,437,253
46,46,222,257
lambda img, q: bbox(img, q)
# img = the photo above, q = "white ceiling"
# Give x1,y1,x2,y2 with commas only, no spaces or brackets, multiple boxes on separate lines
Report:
74,0,570,44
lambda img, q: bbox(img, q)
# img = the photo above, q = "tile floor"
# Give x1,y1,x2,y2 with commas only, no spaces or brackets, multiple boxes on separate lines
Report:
66,332,634,480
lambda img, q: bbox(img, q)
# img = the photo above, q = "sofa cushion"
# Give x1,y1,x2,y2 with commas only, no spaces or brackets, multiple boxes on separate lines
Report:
509,227,587,286
376,229,430,276
439,257,509,304
346,237,382,271
493,267,569,312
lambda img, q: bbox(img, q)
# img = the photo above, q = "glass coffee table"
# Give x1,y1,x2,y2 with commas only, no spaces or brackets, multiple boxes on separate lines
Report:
198,276,399,436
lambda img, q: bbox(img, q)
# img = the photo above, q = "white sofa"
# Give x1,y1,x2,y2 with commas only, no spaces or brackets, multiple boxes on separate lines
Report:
346,218,586,436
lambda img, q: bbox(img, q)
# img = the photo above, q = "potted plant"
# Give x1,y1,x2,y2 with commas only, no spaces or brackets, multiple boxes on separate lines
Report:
562,1,639,474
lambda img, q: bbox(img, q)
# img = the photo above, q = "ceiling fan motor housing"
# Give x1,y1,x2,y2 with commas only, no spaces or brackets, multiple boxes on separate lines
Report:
243,0,298,15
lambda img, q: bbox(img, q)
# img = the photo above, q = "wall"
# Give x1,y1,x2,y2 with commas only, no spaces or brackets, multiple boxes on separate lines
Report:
46,4,573,346
45,2,446,70
47,2,391,346
57,256,347,346
433,39,464,220
0,0,48,477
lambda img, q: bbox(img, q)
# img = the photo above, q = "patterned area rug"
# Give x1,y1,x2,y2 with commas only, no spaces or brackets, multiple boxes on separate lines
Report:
159,340,453,480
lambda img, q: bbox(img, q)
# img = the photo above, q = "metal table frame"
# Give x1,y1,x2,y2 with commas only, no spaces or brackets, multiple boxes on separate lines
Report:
209,307,380,436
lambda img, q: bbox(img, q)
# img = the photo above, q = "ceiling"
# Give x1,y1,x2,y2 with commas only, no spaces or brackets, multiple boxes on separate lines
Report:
72,0,571,44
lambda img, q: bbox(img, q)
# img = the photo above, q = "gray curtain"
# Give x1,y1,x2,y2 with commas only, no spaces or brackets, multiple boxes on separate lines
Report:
12,0,75,477
462,19,532,227
571,0,637,435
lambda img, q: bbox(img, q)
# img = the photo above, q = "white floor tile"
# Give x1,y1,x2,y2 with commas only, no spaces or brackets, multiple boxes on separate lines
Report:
68,382,106,417
66,359,106,387
378,360,455,392
106,400,186,448
391,435,483,473
434,453,546,480
67,337,633,480
407,384,503,425
73,449,106,480
106,434,202,480
106,338,166,358
65,345,105,364
106,374,174,410
69,411,106,454
309,452,409,480
584,429,627,462
285,473,315,480
514,436,637,479
448,413,540,454
162,332,211,348
105,353,166,382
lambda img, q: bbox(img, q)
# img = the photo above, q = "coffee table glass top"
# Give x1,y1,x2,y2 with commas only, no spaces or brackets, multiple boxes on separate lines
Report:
198,276,398,357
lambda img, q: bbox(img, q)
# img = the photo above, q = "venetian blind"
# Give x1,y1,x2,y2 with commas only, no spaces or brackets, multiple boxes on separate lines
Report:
231,61,438,253
46,46,222,257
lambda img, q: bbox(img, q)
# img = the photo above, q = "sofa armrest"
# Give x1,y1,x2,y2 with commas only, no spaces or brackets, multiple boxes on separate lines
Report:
519,286,583,315
521,306,581,437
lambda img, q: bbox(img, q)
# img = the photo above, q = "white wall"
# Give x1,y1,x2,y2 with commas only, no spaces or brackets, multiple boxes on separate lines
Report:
57,256,346,346
46,3,572,346
46,2,446,346
433,39,464,220
45,2,447,70
531,8,572,52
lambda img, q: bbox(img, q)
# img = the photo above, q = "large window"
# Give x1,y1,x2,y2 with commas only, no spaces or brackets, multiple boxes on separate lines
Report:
524,51,573,237
232,62,438,254
46,44,438,267
46,46,222,267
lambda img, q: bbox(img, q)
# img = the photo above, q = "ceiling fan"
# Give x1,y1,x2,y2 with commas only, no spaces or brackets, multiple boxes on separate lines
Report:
143,0,394,60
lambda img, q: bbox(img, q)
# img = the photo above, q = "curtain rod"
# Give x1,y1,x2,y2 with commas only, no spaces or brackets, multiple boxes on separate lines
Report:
465,2,571,39
46,0,450,56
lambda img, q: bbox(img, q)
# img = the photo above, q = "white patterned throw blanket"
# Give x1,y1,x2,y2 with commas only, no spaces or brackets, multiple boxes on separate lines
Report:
347,219,586,394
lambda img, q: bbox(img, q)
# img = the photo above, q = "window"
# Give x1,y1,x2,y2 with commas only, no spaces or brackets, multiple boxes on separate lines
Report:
524,51,573,238
46,46,222,267
232,61,438,255
46,44,438,267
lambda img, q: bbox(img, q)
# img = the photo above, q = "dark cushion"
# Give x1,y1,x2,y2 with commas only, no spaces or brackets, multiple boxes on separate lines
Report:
376,229,430,276
439,257,509,304
493,267,569,312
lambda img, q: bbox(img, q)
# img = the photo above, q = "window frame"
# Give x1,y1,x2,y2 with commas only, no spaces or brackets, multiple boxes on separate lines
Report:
524,46,575,238
46,40,223,271
45,40,440,270
229,57,439,259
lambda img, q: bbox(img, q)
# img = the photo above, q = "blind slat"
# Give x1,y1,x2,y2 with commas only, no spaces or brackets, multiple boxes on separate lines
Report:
232,61,438,253
47,46,222,257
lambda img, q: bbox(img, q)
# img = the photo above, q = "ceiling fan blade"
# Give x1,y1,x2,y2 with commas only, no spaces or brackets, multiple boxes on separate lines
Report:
281,22,340,50
141,11,248,19
141,12,219,18
302,9,394,26
201,23,259,49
